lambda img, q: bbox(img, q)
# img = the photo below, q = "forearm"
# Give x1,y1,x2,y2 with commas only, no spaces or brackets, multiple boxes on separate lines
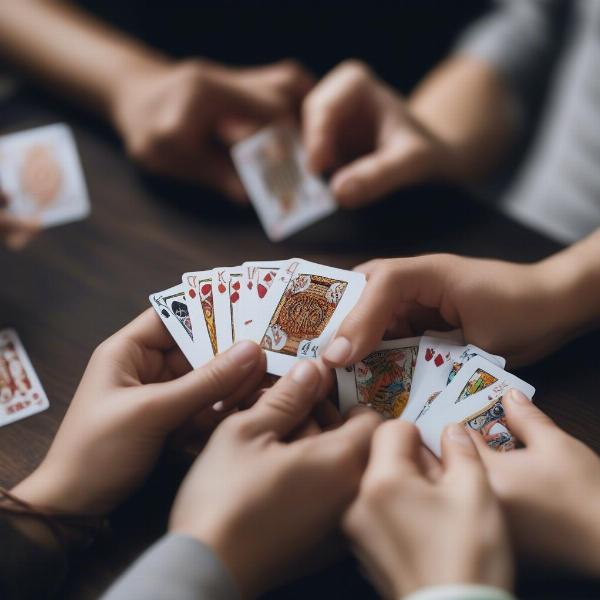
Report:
0,0,170,120
408,55,519,184
540,228,600,336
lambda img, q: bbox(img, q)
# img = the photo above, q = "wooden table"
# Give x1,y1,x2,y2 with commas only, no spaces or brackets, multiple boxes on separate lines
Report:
1,92,600,599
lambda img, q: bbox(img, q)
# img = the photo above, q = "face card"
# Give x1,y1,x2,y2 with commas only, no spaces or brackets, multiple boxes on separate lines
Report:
212,267,243,351
248,259,366,375
231,124,337,241
463,397,517,452
238,260,288,339
0,329,49,427
416,355,535,457
0,124,90,227
182,271,218,366
403,337,505,423
149,283,196,366
336,337,421,418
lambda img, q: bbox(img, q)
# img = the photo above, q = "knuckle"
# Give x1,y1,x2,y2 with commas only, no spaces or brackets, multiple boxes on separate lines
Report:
201,360,231,395
339,59,372,82
277,59,306,82
361,472,398,507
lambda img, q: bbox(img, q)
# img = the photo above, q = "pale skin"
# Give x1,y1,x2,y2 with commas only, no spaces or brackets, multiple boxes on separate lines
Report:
322,228,600,368
302,57,518,207
344,420,513,598
0,184,40,250
0,0,313,201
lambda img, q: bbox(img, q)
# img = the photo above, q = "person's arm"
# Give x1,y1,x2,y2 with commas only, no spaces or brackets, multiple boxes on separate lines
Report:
0,1,313,200
321,227,600,369
0,0,167,119
102,534,240,600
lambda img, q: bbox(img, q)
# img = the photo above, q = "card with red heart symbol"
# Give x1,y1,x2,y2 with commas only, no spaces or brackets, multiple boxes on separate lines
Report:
212,267,244,352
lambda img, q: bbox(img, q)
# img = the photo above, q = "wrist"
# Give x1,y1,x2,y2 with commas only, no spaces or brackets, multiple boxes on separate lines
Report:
106,52,173,135
536,248,600,339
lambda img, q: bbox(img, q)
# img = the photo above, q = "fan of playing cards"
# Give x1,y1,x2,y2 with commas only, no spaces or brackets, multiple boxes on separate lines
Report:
149,259,536,457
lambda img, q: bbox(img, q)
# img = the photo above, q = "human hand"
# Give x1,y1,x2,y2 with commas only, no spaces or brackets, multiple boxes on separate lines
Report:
302,60,449,208
0,184,39,250
111,58,313,201
170,360,381,598
322,254,577,368
12,309,266,515
473,390,600,575
343,420,512,598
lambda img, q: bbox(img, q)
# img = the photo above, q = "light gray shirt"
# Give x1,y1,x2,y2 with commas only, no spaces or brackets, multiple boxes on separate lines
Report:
456,0,600,244
102,534,515,600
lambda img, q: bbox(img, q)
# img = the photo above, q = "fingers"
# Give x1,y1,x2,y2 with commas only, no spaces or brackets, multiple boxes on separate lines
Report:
120,309,178,352
143,341,266,428
0,212,40,250
302,61,371,173
368,420,423,479
322,257,452,367
314,407,381,467
441,423,486,482
240,360,323,439
330,137,430,208
501,389,557,447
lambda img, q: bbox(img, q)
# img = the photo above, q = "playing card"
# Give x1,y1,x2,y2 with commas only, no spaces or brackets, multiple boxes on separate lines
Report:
149,283,196,366
0,123,90,227
231,124,336,241
403,336,505,423
212,267,244,351
182,271,218,366
248,259,366,375
416,355,535,457
336,337,421,418
0,329,49,427
237,260,288,339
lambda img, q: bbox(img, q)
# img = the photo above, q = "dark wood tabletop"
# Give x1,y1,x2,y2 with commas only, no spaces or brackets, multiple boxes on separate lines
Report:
1,91,600,600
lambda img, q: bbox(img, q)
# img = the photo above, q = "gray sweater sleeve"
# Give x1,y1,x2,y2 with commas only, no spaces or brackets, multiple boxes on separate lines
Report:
102,534,241,600
454,0,568,106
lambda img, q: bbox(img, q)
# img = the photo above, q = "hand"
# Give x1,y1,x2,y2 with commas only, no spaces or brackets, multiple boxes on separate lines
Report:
0,186,39,250
170,360,381,598
322,254,577,368
473,389,600,575
12,309,267,515
302,60,449,208
344,420,513,598
111,58,313,202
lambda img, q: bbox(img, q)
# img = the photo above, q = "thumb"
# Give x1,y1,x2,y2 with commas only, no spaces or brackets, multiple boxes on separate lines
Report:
213,77,287,124
321,256,450,367
501,389,557,447
330,135,433,208
441,422,486,483
140,341,266,430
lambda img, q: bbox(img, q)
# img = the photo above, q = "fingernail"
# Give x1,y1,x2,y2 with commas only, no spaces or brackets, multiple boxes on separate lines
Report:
323,337,352,365
506,388,529,405
445,423,471,446
227,340,260,369
212,401,225,412
291,360,319,386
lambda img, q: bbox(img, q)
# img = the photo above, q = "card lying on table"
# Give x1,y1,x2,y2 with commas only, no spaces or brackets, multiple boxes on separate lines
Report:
0,123,90,227
231,124,337,241
0,329,49,427
152,259,365,376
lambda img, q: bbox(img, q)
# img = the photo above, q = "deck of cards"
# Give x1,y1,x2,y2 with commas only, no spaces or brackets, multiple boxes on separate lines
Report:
336,331,535,457
149,259,365,376
232,124,336,241
0,123,90,227
0,329,49,427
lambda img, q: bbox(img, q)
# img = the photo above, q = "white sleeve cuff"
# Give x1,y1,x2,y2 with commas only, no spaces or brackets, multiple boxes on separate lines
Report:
403,583,516,600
